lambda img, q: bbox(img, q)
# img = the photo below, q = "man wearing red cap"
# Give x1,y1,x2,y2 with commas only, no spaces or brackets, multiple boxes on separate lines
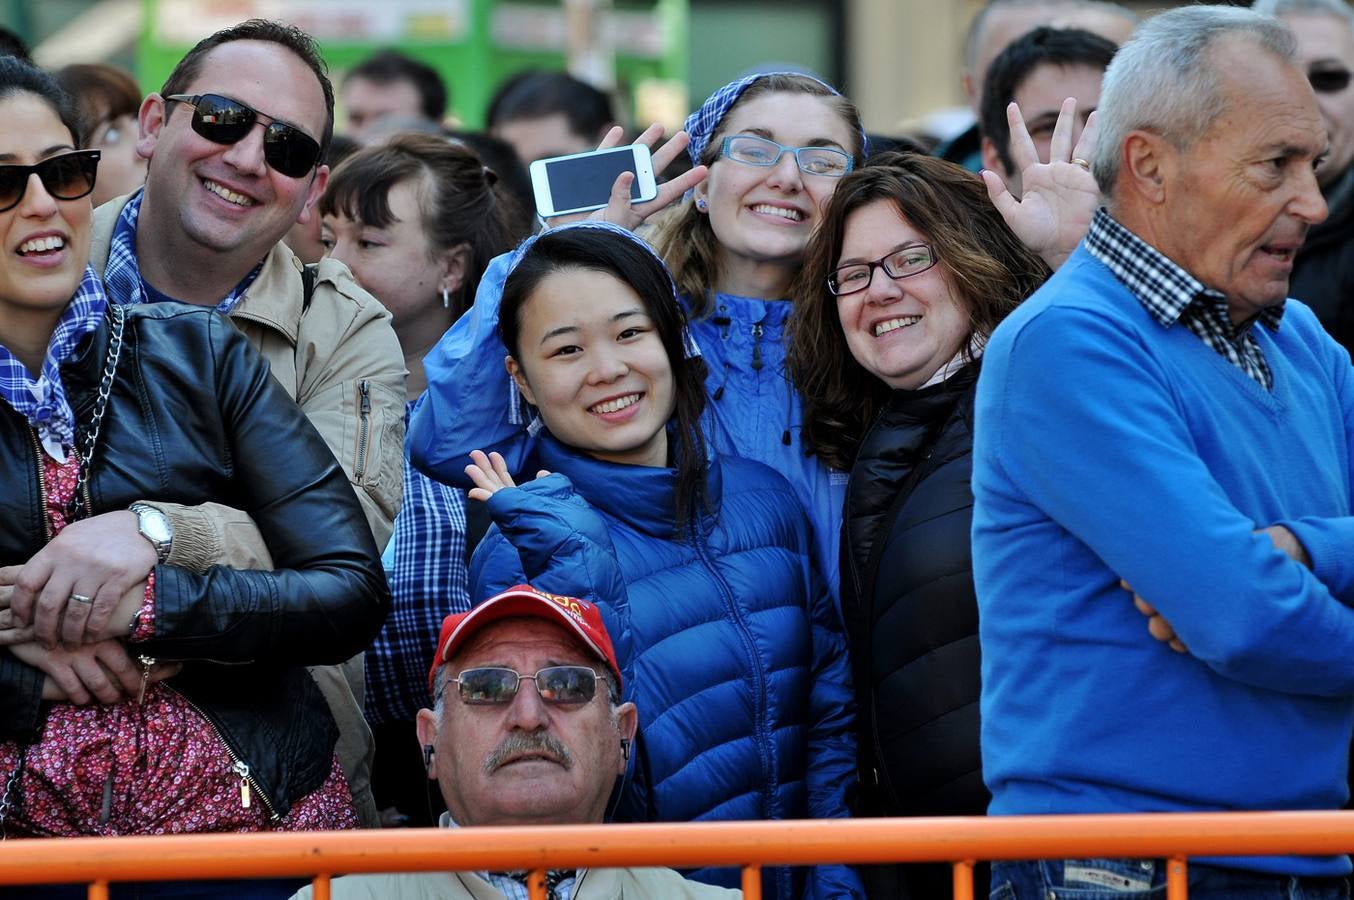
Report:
292,584,740,899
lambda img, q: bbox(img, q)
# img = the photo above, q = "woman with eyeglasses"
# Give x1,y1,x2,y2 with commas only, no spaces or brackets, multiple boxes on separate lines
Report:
409,73,867,602
0,57,386,898
462,222,860,900
318,133,525,827
785,132,1100,897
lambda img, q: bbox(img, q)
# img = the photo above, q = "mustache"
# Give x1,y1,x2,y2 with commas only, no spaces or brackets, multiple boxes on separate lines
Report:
484,731,574,774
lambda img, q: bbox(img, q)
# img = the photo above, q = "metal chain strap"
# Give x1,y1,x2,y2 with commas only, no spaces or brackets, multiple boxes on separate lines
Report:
65,303,126,522
0,749,26,840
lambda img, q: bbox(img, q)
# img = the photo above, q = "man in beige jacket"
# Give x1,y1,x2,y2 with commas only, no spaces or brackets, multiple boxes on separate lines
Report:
292,584,741,899
23,19,404,827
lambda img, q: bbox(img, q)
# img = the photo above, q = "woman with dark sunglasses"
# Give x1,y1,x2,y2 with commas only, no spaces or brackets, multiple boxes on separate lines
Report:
462,223,858,900
0,57,386,899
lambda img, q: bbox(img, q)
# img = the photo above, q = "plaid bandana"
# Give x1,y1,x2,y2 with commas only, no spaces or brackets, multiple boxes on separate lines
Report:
683,72,867,166
504,221,699,426
0,266,108,461
104,189,262,314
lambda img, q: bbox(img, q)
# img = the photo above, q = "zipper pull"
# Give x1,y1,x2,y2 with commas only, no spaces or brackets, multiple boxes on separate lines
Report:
751,324,763,371
135,655,155,705
359,380,371,415
233,760,252,809
99,771,114,825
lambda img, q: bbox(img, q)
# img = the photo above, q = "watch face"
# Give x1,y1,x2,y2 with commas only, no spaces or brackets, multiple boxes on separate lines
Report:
138,508,172,543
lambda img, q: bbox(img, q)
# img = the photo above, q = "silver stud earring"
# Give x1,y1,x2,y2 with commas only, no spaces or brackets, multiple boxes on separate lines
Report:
442,287,450,308
695,198,708,212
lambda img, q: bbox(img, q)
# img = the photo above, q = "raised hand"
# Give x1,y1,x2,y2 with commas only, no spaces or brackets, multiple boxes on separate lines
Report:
982,97,1100,270
465,450,551,503
546,123,708,231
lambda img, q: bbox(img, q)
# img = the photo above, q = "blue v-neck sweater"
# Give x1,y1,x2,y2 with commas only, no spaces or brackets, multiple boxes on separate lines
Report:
972,246,1354,877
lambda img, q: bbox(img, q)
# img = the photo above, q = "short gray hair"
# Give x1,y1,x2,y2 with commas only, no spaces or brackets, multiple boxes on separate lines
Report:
1091,6,1298,193
1252,0,1354,30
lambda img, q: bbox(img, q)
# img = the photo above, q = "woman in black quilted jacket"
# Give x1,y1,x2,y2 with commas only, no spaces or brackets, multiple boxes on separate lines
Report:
787,149,1063,899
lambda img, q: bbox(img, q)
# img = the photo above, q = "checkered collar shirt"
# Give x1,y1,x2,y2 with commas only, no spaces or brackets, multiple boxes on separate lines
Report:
104,189,262,314
365,399,471,725
0,266,107,461
1084,207,1283,390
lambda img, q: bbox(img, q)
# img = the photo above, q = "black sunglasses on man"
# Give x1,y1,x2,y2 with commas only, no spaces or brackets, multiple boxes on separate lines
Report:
166,93,321,178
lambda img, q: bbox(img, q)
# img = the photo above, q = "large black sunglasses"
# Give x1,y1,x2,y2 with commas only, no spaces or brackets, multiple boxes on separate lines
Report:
0,150,101,213
166,93,321,178
1310,67,1353,95
451,665,603,705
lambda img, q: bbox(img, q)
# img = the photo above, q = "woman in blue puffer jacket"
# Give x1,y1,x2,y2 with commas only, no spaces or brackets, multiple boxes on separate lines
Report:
409,73,868,601
461,222,860,900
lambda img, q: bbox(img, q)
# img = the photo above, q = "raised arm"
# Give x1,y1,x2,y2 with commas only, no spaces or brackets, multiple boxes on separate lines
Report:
409,253,537,487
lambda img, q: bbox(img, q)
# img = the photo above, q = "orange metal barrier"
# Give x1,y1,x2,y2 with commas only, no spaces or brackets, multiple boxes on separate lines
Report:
4,812,1354,899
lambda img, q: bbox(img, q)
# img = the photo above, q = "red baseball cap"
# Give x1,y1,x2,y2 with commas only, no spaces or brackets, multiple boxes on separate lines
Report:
428,584,623,695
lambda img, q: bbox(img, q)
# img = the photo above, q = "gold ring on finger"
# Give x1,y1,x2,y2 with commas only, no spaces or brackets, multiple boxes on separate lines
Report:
1071,157,1091,171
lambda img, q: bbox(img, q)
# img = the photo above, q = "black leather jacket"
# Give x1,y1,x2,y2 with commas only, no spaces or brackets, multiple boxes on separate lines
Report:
0,303,389,817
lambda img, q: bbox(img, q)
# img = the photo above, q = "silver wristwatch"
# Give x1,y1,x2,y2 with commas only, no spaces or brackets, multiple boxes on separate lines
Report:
129,503,173,564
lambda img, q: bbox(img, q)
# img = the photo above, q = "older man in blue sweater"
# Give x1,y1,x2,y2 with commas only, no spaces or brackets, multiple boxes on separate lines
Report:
973,6,1354,898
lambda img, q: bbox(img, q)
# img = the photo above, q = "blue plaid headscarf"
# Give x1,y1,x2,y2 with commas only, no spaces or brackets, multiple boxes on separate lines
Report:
104,189,261,313
0,266,108,461
504,221,699,427
683,72,867,166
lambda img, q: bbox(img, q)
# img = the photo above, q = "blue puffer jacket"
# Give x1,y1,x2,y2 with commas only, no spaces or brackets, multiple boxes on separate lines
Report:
407,252,848,601
470,433,861,900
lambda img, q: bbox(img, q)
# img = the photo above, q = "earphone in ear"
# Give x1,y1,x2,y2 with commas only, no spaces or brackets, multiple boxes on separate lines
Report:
620,738,632,761
422,744,435,768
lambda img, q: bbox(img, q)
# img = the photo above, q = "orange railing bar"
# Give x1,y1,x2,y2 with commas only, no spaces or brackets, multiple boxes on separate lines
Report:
4,812,1354,898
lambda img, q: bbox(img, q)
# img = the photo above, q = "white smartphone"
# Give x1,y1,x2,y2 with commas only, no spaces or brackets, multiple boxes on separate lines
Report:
529,144,659,218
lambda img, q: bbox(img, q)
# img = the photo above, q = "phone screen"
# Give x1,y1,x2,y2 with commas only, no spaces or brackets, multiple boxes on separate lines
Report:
544,147,644,212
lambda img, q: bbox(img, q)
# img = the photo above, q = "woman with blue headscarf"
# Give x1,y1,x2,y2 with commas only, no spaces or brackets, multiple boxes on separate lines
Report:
461,221,860,900
409,73,867,603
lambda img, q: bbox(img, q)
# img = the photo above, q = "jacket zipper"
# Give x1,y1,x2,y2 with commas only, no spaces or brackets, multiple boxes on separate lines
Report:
750,323,764,371
172,686,279,820
354,380,371,481
691,538,776,817
27,428,52,542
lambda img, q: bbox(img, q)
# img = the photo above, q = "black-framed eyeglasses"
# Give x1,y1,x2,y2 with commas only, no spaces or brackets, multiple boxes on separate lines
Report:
828,243,938,296
0,150,101,213
720,135,853,177
451,665,602,705
166,93,321,178
1309,67,1352,95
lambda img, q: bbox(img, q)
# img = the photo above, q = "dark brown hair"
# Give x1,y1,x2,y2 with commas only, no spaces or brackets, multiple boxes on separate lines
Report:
647,74,865,317
160,19,334,161
319,133,518,317
787,151,1051,470
55,63,141,146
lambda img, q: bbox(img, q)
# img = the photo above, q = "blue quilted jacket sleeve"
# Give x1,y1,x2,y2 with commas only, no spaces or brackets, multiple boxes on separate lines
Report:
468,475,634,693
408,252,536,489
805,567,864,898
